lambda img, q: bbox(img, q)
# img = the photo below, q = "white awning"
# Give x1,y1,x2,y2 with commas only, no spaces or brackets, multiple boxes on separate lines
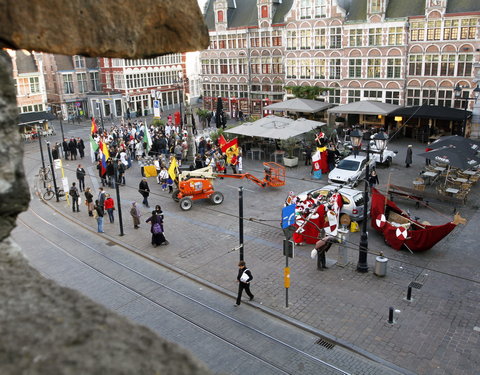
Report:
225,115,325,140
264,98,332,113
327,100,401,115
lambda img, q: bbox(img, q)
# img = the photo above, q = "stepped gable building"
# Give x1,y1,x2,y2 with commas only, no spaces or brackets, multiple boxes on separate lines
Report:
9,50,47,115
201,0,294,117
202,0,479,129
99,54,187,119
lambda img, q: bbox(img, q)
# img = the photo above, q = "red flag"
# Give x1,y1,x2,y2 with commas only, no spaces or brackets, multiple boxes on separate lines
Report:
91,118,98,135
220,138,238,153
218,134,227,149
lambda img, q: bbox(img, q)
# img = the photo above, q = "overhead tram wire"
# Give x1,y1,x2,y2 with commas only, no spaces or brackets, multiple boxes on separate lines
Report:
19,210,353,375
23,155,480,287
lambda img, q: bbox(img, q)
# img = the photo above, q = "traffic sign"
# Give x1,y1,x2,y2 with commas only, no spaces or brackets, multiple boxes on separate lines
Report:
54,159,62,170
283,239,295,258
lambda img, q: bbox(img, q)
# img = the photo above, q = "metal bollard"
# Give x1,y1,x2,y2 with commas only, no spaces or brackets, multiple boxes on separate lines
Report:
388,307,394,324
407,286,412,301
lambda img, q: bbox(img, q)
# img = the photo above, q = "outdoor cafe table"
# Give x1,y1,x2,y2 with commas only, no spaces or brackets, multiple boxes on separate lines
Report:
434,166,446,172
422,171,438,185
454,178,468,183
462,170,477,176
445,187,459,195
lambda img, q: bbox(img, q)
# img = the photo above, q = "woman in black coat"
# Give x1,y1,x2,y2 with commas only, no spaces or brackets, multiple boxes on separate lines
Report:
145,210,168,247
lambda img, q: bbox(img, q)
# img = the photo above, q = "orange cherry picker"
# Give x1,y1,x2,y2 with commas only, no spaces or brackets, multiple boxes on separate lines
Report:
172,162,286,211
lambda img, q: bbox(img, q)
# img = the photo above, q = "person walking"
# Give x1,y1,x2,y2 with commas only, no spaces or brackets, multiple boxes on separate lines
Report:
69,182,80,212
85,187,94,217
76,164,86,192
130,202,141,229
139,178,150,208
304,143,312,166
368,169,379,188
77,137,85,159
235,261,254,306
69,138,77,160
62,138,69,160
104,193,115,223
145,210,168,247
93,200,104,233
98,187,106,207
106,159,115,187
405,145,413,168
237,151,243,174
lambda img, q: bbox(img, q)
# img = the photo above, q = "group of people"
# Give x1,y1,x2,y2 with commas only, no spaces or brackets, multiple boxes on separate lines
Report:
51,137,85,160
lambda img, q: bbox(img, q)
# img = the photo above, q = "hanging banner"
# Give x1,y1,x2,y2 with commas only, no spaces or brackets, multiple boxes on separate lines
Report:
153,100,161,118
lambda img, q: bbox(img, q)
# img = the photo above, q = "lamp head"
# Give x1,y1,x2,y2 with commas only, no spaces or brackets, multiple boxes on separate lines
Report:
454,83,462,98
350,126,363,148
373,128,388,151
473,84,480,99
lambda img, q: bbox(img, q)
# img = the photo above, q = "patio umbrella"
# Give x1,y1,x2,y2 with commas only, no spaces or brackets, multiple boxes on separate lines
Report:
418,146,480,170
428,135,480,155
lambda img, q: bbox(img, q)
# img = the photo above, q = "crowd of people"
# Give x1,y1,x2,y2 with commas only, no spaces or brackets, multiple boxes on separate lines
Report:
58,115,244,250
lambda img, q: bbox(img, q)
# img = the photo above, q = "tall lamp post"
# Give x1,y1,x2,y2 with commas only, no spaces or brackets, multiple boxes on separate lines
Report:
454,83,480,137
173,71,185,127
350,127,388,273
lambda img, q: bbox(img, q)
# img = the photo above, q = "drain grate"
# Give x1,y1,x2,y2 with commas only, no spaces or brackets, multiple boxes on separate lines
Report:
315,338,336,349
409,281,423,289
105,241,116,247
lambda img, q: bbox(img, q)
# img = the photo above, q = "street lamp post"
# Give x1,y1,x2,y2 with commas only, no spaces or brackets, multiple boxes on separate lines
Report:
173,72,185,127
185,105,196,164
46,141,60,202
113,160,125,236
96,100,104,130
350,127,388,273
454,83,480,137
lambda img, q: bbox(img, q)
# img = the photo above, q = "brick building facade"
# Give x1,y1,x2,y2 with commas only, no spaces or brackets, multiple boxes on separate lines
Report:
201,0,480,134
99,54,187,118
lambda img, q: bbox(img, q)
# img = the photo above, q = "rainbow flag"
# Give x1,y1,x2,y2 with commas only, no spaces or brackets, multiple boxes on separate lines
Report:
98,141,109,175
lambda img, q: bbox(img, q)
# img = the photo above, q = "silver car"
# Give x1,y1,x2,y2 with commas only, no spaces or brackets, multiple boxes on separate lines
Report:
328,155,376,187
296,184,367,221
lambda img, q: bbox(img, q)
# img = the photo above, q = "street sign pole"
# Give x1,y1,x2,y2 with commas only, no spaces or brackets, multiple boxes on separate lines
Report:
239,186,244,261
283,239,294,308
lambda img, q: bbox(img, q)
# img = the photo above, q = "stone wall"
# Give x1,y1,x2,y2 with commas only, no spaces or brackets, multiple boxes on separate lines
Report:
0,1,212,373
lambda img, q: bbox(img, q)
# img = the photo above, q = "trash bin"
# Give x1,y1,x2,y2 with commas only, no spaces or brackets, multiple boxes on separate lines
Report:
374,255,388,277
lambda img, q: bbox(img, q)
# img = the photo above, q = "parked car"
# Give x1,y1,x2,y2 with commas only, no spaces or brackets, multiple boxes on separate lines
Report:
328,154,376,187
343,141,397,167
295,184,367,221
367,141,397,166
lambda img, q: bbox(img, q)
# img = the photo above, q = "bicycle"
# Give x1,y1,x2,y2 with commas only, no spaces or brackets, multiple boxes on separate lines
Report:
38,166,53,182
43,184,67,201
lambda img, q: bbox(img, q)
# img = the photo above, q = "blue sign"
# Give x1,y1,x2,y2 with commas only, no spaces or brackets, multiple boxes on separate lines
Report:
282,204,296,229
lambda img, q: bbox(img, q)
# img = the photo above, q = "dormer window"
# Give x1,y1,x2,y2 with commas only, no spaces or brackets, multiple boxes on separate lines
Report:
261,5,268,18
217,10,224,23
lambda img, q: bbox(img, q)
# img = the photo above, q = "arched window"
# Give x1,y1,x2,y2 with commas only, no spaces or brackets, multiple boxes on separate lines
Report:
261,5,268,18
217,10,224,23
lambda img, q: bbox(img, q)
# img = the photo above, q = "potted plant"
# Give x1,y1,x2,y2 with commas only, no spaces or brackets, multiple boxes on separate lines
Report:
281,138,299,167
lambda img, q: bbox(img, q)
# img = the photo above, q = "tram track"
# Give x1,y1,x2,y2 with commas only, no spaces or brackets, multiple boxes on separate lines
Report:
17,207,353,375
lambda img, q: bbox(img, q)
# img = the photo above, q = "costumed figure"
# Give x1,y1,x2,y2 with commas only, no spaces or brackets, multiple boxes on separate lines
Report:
292,194,325,245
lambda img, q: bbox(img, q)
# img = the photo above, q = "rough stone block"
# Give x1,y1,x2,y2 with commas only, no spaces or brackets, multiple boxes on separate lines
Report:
0,0,209,57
